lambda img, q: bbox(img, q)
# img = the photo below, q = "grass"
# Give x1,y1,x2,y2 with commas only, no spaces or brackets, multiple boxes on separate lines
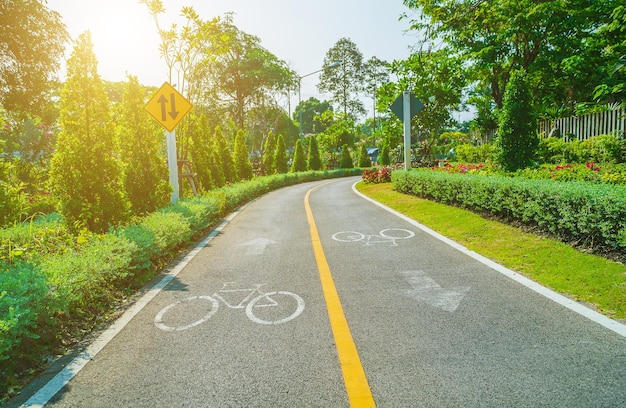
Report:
356,181,626,321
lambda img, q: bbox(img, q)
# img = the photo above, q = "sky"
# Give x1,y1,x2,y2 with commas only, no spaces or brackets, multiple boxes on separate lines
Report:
46,0,424,117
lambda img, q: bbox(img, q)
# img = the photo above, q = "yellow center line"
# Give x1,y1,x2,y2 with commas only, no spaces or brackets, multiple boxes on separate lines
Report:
305,185,376,408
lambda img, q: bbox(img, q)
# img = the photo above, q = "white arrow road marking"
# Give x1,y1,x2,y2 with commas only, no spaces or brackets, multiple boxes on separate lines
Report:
239,238,279,255
401,270,470,313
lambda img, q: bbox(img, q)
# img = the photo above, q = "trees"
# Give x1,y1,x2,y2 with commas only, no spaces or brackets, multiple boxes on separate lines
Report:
261,130,277,175
319,38,366,119
293,97,333,135
291,139,306,173
357,144,372,168
274,134,288,174
49,32,129,233
233,129,253,180
117,75,170,214
339,144,354,169
378,49,466,142
307,136,322,171
196,13,295,130
213,126,236,184
402,0,618,110
495,70,538,171
0,0,68,115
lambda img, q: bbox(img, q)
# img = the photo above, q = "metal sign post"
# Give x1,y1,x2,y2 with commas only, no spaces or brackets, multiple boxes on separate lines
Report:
390,91,425,171
402,91,412,171
146,82,193,203
166,130,179,203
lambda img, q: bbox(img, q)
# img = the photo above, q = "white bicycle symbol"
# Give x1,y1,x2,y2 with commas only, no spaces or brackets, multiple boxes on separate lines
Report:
332,228,415,246
154,282,305,331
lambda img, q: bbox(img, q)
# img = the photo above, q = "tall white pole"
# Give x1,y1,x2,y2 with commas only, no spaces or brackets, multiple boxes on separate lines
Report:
403,90,411,171
166,130,179,203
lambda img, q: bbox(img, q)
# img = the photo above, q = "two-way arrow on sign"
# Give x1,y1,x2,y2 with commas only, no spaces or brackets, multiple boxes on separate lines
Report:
145,82,192,132
157,93,180,121
401,270,470,312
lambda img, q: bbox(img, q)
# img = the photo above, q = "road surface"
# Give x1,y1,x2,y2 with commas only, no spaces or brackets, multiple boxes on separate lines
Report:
12,177,626,407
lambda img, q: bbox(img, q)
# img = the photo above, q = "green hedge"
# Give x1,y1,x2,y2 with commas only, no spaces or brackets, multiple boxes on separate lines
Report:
0,169,361,399
393,169,626,251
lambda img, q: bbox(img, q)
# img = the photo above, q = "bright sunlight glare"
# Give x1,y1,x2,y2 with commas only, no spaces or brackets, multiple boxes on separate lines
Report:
48,0,166,84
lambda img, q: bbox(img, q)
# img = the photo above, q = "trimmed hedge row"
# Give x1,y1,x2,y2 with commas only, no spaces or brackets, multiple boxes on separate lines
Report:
0,169,361,398
392,169,626,252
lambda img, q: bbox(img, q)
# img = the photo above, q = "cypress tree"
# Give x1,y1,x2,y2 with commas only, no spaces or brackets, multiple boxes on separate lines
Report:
495,69,539,171
275,134,288,174
307,136,322,170
261,130,276,175
340,144,354,168
117,75,170,214
214,126,236,183
379,140,390,165
49,31,129,233
291,139,306,172
357,144,372,167
233,129,253,180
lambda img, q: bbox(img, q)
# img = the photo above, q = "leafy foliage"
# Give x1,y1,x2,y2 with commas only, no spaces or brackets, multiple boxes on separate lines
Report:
275,134,288,174
357,144,372,167
393,169,626,254
0,0,68,115
319,38,365,119
495,70,539,171
291,139,306,172
214,126,236,184
340,144,354,169
307,136,322,171
261,130,276,175
117,76,170,214
48,32,130,233
233,130,253,181
362,167,392,183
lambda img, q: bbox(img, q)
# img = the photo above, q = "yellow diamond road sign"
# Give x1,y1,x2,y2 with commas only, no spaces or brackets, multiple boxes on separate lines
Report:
146,82,193,132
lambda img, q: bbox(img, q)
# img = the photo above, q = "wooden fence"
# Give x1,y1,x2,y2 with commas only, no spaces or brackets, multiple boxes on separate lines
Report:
538,106,625,141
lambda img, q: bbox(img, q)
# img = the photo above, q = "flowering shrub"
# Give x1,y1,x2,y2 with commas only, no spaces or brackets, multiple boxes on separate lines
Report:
362,166,392,183
429,163,499,175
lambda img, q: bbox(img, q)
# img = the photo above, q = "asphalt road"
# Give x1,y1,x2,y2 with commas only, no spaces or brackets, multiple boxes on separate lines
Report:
11,177,626,407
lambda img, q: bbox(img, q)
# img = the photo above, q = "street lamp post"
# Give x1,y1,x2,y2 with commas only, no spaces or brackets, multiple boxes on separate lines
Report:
297,61,341,141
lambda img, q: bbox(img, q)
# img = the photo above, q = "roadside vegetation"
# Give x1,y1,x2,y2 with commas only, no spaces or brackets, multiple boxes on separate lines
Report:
1,0,624,403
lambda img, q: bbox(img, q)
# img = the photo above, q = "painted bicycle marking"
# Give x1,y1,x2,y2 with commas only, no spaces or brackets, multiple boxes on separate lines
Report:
332,228,415,246
154,282,305,331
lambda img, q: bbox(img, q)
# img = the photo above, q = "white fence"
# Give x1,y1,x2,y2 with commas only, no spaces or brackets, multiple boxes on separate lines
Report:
538,106,625,140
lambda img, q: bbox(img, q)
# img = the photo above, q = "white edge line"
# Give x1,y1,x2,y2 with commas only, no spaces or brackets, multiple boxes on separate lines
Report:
352,181,626,339
21,207,245,407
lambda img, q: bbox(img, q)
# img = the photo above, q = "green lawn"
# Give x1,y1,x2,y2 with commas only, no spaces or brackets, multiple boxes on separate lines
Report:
356,181,626,321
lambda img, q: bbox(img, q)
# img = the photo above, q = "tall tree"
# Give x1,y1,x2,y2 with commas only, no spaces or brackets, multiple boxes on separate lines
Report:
233,129,253,180
261,130,277,175
49,32,129,233
293,97,334,135
291,139,306,172
196,13,295,130
403,0,617,109
116,75,169,214
0,0,68,115
363,56,390,126
274,134,288,174
213,125,236,183
495,70,538,171
307,136,322,171
318,38,366,119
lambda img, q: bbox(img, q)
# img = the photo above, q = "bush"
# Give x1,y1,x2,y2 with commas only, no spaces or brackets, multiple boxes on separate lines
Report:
393,169,626,253
362,167,391,183
495,69,539,171
340,144,354,168
455,143,496,163
0,262,49,364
